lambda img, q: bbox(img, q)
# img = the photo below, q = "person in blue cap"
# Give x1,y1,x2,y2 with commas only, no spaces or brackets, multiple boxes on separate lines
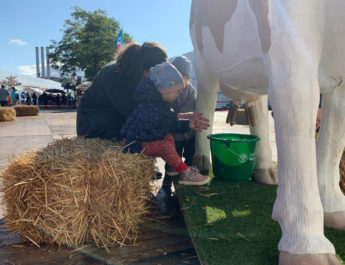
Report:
161,55,198,188
121,62,210,185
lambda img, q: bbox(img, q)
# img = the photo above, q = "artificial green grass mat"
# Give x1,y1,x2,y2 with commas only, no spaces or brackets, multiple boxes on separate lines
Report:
175,177,345,265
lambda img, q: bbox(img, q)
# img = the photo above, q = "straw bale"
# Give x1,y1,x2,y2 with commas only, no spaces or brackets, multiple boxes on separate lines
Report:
0,137,155,249
12,105,39,116
0,107,16,122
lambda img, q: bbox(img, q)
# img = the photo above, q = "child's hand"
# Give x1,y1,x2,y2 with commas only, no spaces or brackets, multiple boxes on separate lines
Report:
189,114,210,132
178,112,194,120
179,112,210,123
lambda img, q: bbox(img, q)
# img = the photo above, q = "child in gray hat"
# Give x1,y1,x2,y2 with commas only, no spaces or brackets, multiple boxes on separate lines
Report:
121,62,210,186
162,55,198,189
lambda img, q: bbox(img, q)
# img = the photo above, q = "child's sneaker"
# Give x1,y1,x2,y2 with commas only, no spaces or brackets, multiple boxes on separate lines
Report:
166,165,179,176
178,166,209,185
152,170,162,180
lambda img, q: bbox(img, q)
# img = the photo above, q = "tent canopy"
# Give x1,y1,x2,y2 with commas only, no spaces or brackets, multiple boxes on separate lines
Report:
0,70,63,92
76,81,92,91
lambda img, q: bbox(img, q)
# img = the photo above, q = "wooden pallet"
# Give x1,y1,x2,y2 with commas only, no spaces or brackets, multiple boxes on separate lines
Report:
0,205,200,265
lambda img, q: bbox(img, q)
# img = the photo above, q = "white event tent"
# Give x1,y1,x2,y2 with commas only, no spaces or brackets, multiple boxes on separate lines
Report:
0,70,63,95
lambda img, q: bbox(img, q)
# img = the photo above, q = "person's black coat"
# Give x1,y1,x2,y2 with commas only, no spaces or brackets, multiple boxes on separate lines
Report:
76,63,138,140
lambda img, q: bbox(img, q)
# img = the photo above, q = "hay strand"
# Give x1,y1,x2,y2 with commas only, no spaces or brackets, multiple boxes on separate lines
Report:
1,137,155,249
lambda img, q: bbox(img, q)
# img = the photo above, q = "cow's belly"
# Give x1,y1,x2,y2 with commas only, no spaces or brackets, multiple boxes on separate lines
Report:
191,0,269,95
217,57,268,96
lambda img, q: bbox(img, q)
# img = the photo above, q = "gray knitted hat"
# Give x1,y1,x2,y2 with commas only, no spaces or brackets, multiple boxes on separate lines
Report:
149,62,184,94
171,55,192,77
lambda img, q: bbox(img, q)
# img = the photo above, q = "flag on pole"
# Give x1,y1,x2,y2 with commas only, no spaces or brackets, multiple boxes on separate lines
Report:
115,29,123,52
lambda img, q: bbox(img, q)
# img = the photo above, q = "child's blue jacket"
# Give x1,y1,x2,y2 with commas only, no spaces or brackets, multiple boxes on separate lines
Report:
121,78,190,153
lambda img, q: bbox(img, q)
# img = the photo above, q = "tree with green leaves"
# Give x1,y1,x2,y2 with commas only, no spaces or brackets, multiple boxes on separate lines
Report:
49,7,132,80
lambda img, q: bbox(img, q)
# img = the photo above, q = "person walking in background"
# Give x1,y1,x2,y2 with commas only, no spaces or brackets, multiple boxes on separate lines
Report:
10,87,18,106
20,91,27,105
61,93,66,105
67,93,72,106
41,92,48,105
7,92,11,106
26,92,31,105
54,94,61,105
32,93,37,105
0,85,9,107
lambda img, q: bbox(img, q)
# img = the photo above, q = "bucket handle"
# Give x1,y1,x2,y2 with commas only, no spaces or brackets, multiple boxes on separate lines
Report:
221,141,255,163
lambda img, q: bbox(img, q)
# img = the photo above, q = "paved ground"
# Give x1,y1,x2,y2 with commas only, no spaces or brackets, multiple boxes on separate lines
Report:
0,110,77,170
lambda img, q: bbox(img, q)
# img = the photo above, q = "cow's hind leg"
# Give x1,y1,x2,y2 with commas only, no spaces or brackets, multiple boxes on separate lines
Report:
317,85,345,229
192,50,219,171
250,95,278,185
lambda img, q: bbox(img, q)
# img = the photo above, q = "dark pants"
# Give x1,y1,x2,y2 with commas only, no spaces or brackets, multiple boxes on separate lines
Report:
174,138,195,166
0,101,8,107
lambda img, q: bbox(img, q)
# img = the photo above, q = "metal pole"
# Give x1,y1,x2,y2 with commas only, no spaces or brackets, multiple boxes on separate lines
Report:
46,47,50,79
41,46,45,78
35,47,40,77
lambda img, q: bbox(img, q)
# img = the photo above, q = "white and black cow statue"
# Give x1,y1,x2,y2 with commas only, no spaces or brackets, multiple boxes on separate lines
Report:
190,0,345,264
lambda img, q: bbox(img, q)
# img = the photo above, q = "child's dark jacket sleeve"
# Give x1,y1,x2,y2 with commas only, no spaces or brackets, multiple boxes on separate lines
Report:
167,111,190,133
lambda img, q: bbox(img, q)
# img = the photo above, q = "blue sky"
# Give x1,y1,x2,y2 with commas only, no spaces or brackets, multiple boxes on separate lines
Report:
0,0,193,75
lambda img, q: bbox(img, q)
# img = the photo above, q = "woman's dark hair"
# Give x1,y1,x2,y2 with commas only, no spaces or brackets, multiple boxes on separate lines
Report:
140,42,168,71
115,42,143,84
115,41,168,84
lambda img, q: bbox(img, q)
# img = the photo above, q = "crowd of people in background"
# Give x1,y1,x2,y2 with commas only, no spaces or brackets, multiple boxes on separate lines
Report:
37,92,75,106
0,85,75,107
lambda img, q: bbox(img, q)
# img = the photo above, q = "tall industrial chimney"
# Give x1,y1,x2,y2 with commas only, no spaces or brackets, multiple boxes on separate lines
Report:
40,46,45,78
35,47,40,77
46,47,50,79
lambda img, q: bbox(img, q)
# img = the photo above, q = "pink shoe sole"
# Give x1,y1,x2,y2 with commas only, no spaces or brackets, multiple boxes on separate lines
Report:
178,176,210,186
166,171,179,177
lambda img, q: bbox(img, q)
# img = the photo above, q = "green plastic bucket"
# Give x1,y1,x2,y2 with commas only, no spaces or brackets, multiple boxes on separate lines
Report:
207,133,260,182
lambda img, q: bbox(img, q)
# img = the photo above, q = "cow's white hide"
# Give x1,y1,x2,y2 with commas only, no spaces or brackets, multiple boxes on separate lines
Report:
190,0,345,264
